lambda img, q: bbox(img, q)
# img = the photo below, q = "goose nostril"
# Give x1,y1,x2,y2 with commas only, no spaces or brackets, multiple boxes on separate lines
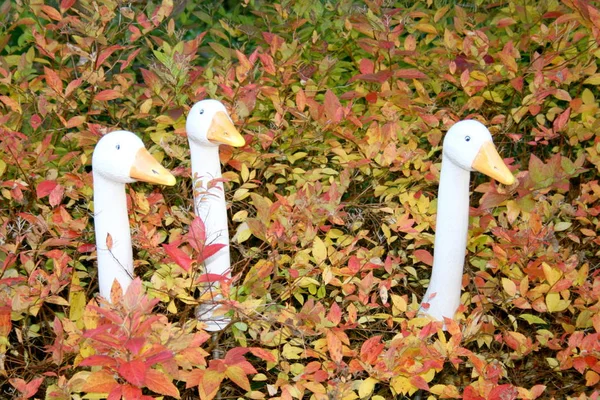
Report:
152,169,158,174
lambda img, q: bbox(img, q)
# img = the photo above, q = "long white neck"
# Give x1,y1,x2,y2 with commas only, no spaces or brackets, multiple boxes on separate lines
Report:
189,140,231,278
93,172,134,300
421,156,471,321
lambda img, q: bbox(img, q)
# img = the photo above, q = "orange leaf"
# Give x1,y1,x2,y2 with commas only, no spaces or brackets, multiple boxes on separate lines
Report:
225,364,251,391
95,90,122,101
326,330,343,363
414,249,433,266
0,306,11,337
324,89,343,124
360,336,384,365
44,67,63,94
145,369,180,398
96,45,123,69
82,370,119,393
200,370,225,400
41,5,62,20
66,115,86,128
327,302,342,326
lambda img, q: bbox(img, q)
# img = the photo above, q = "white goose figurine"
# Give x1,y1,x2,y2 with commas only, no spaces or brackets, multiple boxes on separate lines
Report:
185,99,245,331
92,130,176,300
420,120,515,322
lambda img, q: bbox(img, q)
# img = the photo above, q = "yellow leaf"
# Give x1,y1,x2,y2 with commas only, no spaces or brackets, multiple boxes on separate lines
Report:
391,294,407,315
140,98,153,114
582,88,595,105
241,163,250,182
312,236,327,264
0,159,6,178
415,23,437,34
502,278,517,297
281,343,303,360
546,292,570,312
554,221,571,232
583,74,600,85
232,210,248,222
358,377,378,398
542,263,561,286
390,376,416,395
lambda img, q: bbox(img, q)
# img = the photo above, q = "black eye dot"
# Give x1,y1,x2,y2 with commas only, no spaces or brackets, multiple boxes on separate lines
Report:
465,136,471,142
116,144,121,150
199,109,204,115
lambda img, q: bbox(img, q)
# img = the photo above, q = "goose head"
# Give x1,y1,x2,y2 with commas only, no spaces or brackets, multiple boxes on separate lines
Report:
92,130,176,186
443,120,515,185
186,99,245,148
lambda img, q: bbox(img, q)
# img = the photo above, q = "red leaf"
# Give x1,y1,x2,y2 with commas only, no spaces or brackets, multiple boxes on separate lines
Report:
201,243,226,260
60,0,76,11
82,370,119,393
9,378,27,394
77,243,96,253
37,180,57,199
44,67,63,94
65,78,82,97
120,48,141,72
95,90,122,101
30,114,42,130
196,273,228,283
395,68,428,79
118,359,147,387
145,350,174,366
248,347,276,363
488,384,518,400
359,58,374,74
121,385,143,400
145,369,180,398
410,375,429,390
324,89,343,124
348,256,361,273
79,355,118,368
187,217,207,251
350,70,393,84
553,107,571,132
225,365,251,391
162,242,193,272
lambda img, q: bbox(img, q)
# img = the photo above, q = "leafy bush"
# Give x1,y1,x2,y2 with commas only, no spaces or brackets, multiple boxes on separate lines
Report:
1,0,600,398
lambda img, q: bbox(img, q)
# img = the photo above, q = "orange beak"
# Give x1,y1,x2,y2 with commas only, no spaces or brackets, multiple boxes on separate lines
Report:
206,111,245,147
471,141,515,185
130,148,176,186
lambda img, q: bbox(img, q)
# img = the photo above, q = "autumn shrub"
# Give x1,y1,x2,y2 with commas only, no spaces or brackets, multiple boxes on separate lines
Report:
1,0,600,398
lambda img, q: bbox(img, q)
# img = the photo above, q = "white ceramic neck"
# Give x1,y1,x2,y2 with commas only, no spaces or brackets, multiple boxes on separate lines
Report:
189,140,231,278
421,156,471,321
93,172,134,300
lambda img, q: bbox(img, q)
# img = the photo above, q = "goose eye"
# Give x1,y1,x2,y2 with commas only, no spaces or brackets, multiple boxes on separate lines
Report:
465,136,471,142
199,109,204,115
116,144,121,150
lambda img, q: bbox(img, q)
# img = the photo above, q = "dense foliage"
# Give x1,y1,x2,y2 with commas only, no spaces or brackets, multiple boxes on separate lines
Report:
1,0,600,398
